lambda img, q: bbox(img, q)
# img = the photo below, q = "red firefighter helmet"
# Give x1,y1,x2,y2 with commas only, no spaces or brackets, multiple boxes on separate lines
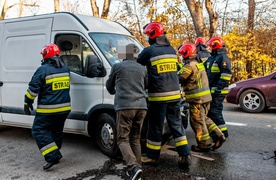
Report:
207,37,224,50
143,22,164,39
178,43,196,59
40,44,60,59
195,37,206,46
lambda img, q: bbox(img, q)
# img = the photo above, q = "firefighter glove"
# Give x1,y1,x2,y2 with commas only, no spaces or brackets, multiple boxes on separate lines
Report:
24,103,33,115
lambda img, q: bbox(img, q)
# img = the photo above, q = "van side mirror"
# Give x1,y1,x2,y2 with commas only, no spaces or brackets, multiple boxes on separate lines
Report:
84,55,106,78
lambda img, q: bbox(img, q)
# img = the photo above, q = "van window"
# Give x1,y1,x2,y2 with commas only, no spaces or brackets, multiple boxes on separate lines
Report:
89,33,143,66
55,34,99,75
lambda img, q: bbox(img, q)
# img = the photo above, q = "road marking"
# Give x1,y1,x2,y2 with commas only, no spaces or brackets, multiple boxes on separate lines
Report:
226,122,247,126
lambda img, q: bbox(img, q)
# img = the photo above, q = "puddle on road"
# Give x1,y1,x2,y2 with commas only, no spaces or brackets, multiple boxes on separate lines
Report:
62,145,212,179
62,152,200,180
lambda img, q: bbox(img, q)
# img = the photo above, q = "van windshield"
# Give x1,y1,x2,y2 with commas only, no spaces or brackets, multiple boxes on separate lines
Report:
89,33,143,66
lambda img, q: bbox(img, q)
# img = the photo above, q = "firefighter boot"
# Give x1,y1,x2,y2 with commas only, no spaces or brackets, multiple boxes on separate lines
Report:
191,145,211,152
212,135,226,150
178,155,191,169
43,154,62,171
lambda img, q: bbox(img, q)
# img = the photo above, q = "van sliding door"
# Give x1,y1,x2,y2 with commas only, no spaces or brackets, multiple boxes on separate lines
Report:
0,23,3,122
1,18,53,126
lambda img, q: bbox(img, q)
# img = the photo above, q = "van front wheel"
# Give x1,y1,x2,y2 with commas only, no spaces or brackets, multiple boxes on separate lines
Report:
96,113,119,158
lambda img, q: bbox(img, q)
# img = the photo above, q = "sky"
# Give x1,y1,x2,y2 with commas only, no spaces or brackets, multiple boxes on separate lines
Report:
1,0,105,19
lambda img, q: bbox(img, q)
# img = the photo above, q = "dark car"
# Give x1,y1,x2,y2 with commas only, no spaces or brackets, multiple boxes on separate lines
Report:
226,71,276,113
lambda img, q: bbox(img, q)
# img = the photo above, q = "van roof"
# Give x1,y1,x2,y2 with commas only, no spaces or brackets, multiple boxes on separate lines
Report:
1,12,132,36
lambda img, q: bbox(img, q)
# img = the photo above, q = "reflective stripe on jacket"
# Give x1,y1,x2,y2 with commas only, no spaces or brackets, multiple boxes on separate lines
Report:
24,60,71,114
179,58,212,104
204,48,232,95
137,42,181,102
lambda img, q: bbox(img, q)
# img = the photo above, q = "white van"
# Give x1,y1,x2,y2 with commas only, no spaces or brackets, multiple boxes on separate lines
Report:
0,12,144,157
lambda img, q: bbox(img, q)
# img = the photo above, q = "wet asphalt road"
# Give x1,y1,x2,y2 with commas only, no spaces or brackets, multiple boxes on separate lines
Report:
0,102,275,180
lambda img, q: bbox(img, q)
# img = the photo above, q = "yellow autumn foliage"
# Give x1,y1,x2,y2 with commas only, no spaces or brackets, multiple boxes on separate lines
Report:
223,30,276,82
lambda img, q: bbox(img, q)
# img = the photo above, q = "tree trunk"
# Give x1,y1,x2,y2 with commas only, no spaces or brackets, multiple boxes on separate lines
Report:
247,0,255,33
54,0,60,12
101,0,111,19
184,0,206,37
90,0,99,17
205,0,218,38
246,0,255,78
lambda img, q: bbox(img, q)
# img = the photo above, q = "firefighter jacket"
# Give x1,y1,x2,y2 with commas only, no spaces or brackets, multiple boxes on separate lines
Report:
204,47,232,95
178,55,212,104
196,44,211,62
24,57,71,114
137,36,181,102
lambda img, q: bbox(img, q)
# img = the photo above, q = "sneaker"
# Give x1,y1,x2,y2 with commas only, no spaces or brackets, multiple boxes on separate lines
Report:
141,156,158,165
212,135,226,150
43,155,62,171
191,145,210,152
126,165,142,180
178,155,191,169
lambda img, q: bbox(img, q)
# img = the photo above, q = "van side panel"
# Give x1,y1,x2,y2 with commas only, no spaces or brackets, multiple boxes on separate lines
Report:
0,23,4,121
1,18,53,126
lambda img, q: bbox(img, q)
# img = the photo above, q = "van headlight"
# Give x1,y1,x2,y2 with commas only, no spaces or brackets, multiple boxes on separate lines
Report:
229,83,237,89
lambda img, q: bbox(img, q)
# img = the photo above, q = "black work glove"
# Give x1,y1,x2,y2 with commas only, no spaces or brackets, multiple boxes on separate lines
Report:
24,103,33,115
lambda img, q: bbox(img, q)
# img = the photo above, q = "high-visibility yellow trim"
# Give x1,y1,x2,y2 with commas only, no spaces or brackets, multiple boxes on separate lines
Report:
196,63,206,71
156,63,177,73
151,58,178,66
208,124,218,133
211,89,229,94
220,127,228,132
37,106,71,113
52,80,70,90
183,67,192,74
211,66,220,72
175,139,188,147
197,74,202,89
42,145,58,156
146,143,161,150
46,76,70,84
220,76,231,81
178,67,192,75
26,91,36,100
148,94,181,101
199,133,210,141
186,89,211,99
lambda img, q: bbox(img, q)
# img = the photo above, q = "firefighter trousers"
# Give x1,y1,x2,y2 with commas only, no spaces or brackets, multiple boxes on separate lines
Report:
208,94,228,138
146,101,190,160
32,113,69,163
190,102,224,149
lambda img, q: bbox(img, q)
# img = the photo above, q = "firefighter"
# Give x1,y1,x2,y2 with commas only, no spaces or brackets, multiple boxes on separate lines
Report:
178,43,226,152
195,37,211,62
24,44,71,170
204,37,232,138
136,22,191,169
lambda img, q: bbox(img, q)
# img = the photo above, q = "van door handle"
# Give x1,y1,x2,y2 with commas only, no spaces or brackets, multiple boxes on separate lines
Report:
0,81,3,86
